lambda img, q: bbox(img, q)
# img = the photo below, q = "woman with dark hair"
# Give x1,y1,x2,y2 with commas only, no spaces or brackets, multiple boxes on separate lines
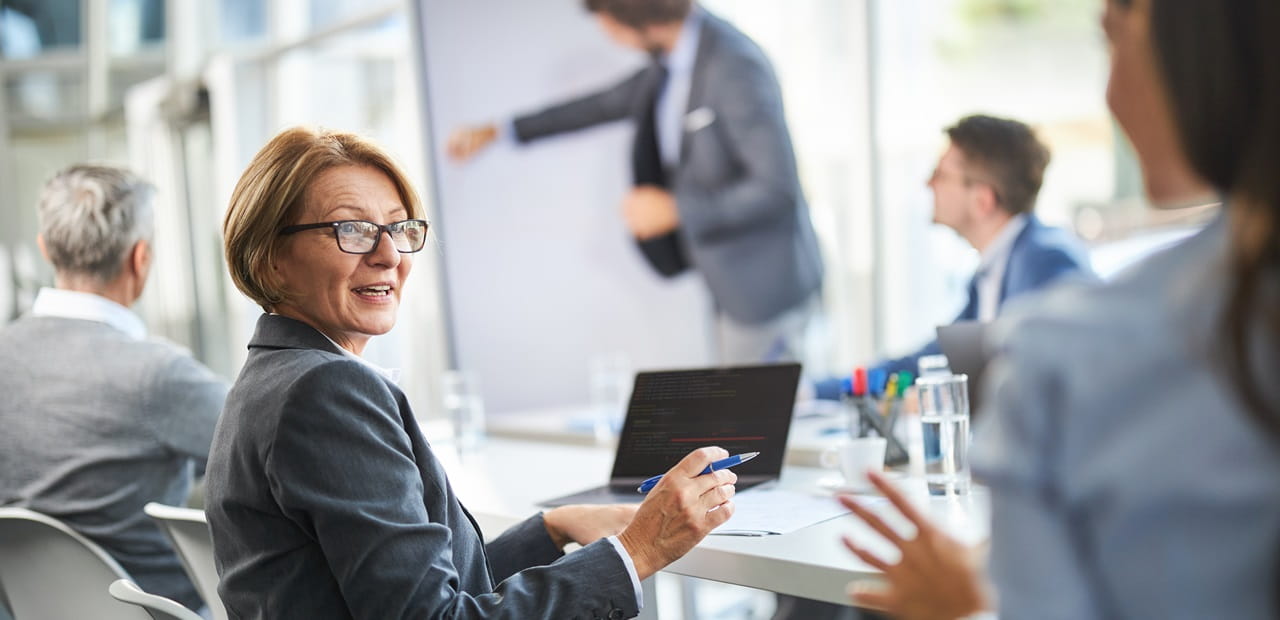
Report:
839,0,1280,617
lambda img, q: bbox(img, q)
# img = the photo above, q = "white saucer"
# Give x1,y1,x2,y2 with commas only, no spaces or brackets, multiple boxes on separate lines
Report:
817,471,905,495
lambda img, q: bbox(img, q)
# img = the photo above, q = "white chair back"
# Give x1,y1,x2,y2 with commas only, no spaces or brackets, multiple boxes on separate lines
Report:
144,503,227,620
0,507,151,620
108,579,204,620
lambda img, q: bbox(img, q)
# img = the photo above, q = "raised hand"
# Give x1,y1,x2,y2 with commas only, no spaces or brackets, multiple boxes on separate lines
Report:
446,124,499,162
839,471,991,620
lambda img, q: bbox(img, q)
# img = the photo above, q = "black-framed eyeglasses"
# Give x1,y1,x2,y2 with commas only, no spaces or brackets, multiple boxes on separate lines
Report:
278,219,429,254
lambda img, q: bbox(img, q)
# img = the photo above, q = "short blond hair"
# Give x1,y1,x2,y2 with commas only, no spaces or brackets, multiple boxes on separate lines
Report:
222,127,425,311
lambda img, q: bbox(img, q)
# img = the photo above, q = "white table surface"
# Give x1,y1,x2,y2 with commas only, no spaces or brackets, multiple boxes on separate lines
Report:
429,435,989,606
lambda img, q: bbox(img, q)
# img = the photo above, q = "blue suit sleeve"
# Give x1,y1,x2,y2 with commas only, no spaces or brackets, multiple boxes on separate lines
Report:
872,339,943,379
1025,246,1095,285
869,290,977,383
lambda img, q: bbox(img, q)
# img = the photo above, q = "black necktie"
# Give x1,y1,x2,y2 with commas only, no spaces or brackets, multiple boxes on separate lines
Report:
628,59,687,277
632,60,669,188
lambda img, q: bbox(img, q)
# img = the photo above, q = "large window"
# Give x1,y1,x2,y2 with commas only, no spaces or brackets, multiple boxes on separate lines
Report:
199,1,444,407
0,1,445,410
0,0,167,321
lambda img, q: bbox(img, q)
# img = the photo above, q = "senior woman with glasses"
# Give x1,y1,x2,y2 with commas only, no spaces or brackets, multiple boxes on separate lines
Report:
207,127,738,619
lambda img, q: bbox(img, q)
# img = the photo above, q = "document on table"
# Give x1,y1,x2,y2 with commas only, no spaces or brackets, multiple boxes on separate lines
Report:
711,488,874,536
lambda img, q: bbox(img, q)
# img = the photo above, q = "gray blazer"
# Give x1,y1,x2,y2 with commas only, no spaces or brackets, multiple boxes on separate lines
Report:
514,9,824,325
206,314,637,619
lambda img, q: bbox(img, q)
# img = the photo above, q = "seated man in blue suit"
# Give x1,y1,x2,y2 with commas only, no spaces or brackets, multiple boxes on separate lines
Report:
818,114,1094,399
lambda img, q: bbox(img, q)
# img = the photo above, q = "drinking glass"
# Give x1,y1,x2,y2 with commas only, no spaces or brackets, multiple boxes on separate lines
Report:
588,352,632,443
917,373,970,495
440,370,485,451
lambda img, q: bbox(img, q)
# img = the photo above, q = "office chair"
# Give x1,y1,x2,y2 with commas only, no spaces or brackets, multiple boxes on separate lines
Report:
0,507,151,620
144,502,227,620
108,579,204,620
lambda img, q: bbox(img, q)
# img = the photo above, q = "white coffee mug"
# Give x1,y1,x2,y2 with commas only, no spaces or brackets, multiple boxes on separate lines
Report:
820,437,887,491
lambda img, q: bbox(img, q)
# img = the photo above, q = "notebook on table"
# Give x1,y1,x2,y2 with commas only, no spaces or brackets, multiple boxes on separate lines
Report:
539,363,801,507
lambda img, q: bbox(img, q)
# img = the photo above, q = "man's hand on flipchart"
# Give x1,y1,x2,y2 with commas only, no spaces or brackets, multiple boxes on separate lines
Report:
623,186,680,239
446,124,498,162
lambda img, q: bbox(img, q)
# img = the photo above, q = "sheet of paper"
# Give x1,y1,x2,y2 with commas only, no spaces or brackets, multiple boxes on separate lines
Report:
711,488,877,536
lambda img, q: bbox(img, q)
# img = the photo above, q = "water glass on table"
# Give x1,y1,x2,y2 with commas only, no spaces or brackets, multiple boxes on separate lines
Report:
917,372,971,495
588,352,632,443
441,370,485,451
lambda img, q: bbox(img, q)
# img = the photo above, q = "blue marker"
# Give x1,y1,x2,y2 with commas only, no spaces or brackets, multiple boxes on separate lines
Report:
637,452,760,493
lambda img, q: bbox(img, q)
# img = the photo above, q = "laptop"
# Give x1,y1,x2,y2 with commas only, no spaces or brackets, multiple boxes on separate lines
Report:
539,363,801,507
935,321,991,417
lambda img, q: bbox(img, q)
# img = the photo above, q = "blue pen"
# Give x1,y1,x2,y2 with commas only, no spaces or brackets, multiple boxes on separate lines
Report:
637,452,760,493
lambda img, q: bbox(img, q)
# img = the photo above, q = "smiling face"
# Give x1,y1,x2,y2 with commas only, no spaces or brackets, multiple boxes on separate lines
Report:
272,165,412,354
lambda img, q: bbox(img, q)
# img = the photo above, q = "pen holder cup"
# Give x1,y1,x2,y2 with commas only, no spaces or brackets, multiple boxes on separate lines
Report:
844,397,909,466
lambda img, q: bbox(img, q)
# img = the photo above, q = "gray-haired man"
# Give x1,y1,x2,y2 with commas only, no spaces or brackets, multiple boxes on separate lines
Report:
0,165,226,610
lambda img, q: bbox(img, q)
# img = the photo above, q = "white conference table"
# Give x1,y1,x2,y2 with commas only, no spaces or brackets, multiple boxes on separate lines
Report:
429,434,990,608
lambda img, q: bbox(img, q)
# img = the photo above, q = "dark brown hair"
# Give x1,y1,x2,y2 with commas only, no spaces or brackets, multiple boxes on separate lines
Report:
582,0,691,28
945,114,1051,216
1142,0,1280,436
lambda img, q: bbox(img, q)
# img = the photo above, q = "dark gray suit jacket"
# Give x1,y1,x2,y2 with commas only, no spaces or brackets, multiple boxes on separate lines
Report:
206,314,637,619
513,9,824,325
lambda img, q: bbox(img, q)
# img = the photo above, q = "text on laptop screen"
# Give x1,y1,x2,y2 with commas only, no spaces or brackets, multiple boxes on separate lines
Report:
610,364,800,482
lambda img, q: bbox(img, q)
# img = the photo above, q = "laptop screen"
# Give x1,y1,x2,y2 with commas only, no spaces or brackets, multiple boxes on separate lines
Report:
936,321,990,417
608,363,801,485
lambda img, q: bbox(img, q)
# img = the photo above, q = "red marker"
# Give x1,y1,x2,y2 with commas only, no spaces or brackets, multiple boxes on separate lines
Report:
853,367,868,397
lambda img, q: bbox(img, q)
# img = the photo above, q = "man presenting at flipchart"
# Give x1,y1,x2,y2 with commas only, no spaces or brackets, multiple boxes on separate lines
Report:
448,0,824,366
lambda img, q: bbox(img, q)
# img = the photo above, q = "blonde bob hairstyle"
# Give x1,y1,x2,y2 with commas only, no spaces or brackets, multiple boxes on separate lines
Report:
223,127,425,311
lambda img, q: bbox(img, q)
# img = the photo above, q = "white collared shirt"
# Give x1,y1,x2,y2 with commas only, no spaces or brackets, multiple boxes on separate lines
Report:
30,287,146,340
656,8,704,166
975,214,1028,322
316,329,402,384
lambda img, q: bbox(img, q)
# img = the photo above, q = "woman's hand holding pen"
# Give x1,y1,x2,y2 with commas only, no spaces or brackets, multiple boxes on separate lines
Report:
543,504,639,549
617,447,737,580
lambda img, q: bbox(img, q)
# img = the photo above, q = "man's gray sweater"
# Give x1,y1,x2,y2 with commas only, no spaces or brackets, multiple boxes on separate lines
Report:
0,315,226,610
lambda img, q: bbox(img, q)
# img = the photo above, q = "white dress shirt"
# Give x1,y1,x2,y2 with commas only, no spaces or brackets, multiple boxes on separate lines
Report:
30,287,146,340
974,214,1027,322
